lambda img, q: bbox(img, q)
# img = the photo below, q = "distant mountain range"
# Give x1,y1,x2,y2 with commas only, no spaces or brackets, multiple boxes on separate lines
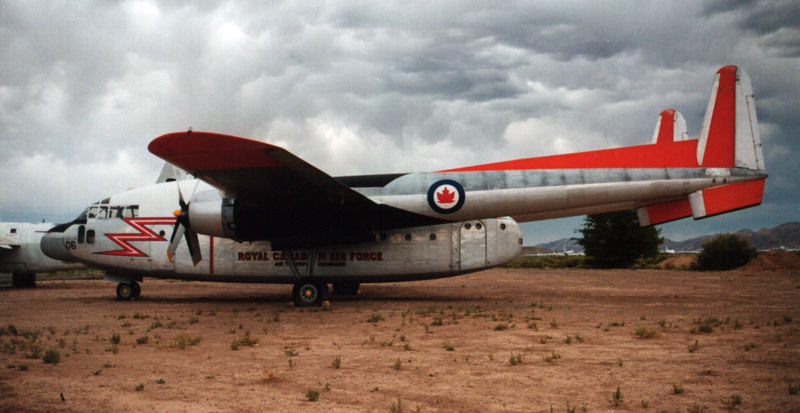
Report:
533,222,800,253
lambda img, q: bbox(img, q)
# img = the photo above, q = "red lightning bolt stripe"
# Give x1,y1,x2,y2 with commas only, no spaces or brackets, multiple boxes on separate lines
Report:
98,217,176,257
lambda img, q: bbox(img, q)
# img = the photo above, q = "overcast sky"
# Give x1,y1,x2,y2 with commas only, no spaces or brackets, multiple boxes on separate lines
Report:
1,0,798,245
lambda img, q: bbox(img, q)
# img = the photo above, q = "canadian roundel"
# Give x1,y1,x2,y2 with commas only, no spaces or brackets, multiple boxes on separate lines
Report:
427,179,466,214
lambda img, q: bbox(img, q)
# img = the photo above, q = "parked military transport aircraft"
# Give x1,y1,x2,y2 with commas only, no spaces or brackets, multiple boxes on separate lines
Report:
42,66,766,306
1,220,83,287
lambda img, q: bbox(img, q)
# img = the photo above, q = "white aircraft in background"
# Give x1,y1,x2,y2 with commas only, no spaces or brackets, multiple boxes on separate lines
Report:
1,219,83,287
42,66,766,306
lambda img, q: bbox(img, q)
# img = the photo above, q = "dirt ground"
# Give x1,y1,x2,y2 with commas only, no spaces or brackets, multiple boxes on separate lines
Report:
1,267,799,412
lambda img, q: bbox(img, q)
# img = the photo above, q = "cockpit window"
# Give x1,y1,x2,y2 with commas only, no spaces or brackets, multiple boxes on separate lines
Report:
126,206,139,218
85,204,139,220
109,206,125,219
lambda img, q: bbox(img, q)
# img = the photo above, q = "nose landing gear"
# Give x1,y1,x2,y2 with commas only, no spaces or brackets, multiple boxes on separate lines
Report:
116,281,141,300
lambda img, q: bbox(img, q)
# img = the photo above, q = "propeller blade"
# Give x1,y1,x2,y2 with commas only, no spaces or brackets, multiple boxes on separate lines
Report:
168,180,203,265
167,223,186,262
185,229,202,266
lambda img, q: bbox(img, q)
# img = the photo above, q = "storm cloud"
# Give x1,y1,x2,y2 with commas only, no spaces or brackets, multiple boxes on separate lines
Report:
2,1,798,243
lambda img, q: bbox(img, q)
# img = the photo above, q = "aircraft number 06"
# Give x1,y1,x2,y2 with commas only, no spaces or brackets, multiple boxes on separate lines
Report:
65,241,77,250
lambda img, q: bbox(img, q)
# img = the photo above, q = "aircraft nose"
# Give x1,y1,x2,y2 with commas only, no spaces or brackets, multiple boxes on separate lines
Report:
41,232,74,262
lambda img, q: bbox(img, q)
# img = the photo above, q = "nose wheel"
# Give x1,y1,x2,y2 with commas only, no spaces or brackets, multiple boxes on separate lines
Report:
292,282,329,307
116,282,141,300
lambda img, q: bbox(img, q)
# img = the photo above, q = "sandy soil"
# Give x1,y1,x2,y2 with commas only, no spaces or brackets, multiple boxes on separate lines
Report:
1,267,799,412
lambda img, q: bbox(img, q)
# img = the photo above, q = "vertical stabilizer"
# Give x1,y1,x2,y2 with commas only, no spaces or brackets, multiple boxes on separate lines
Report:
696,66,764,170
734,68,765,170
651,109,689,145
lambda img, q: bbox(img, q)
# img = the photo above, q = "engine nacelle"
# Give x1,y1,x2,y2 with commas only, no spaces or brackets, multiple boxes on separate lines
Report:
188,191,236,240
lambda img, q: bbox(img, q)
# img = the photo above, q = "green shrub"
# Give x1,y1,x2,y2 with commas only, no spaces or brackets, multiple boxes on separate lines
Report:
692,234,756,271
42,348,60,364
305,388,320,401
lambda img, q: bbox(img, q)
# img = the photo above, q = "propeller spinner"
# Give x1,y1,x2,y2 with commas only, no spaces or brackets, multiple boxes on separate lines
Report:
167,183,202,266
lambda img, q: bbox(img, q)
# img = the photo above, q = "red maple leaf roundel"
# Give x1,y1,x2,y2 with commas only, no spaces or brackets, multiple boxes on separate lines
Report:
436,186,456,204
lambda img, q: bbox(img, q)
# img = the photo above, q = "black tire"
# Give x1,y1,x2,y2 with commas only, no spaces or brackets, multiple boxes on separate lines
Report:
292,282,329,307
130,282,141,298
116,283,134,300
332,282,360,296
11,272,36,288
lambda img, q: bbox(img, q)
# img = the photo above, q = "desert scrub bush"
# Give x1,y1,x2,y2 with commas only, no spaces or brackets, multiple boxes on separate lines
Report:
42,348,60,364
606,385,624,406
494,323,508,331
688,340,699,353
789,383,799,395
110,332,121,345
135,383,145,391
25,344,43,359
393,358,402,370
233,331,258,348
543,351,561,363
367,313,384,323
331,355,341,369
672,382,685,394
170,333,201,349
692,234,756,271
135,336,149,345
442,340,454,351
722,394,742,407
155,378,166,384
634,325,658,338
509,353,523,366
305,388,320,401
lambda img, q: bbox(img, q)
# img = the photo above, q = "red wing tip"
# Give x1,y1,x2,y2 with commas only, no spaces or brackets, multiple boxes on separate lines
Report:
148,132,283,156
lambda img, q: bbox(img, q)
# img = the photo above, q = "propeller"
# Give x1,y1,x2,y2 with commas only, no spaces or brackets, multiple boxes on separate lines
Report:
167,182,202,266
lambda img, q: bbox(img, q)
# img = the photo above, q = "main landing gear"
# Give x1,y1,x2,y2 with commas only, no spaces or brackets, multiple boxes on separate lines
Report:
116,281,141,300
284,250,360,306
292,281,329,307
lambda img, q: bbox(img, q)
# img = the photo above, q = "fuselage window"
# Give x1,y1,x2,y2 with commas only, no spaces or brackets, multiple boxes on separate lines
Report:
78,226,85,244
87,229,95,244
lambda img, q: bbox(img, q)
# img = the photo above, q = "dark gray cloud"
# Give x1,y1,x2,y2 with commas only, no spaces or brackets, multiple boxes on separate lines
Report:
0,0,797,244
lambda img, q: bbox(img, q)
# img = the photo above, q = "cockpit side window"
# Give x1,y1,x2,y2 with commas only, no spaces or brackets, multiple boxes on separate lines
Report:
87,207,99,219
96,206,108,220
125,206,139,218
109,206,125,219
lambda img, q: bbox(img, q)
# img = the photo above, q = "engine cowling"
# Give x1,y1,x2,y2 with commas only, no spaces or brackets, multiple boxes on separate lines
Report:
188,191,236,240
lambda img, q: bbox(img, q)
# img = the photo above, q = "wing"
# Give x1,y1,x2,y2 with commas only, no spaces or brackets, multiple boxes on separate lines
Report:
148,132,440,248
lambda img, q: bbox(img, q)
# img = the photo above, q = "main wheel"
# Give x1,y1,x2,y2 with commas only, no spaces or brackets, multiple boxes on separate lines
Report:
332,282,360,296
116,283,134,300
292,282,329,307
130,282,141,298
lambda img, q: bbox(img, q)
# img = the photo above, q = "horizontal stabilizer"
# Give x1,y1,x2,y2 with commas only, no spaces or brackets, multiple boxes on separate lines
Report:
636,199,692,226
688,179,765,219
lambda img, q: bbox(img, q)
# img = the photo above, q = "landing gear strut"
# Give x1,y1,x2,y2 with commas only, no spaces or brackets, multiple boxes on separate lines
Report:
292,281,329,307
116,281,141,300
